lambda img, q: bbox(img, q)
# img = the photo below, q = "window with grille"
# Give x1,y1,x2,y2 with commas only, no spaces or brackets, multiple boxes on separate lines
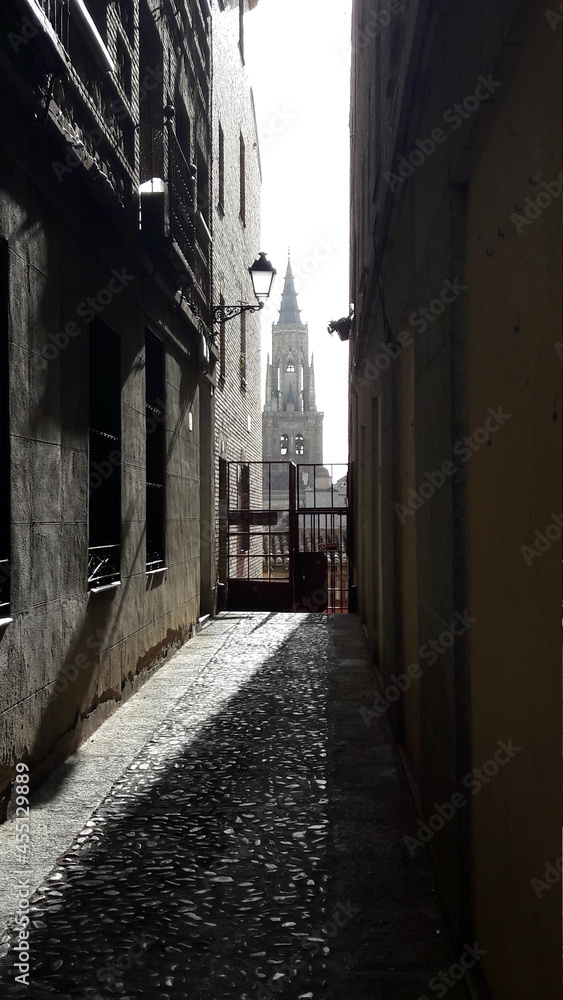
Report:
0,240,10,617
240,311,247,387
139,5,164,186
145,329,166,572
239,133,246,224
295,434,304,455
197,142,210,226
219,293,226,384
238,463,249,552
218,123,225,213
287,359,295,372
239,0,244,61
88,320,121,589
280,434,288,456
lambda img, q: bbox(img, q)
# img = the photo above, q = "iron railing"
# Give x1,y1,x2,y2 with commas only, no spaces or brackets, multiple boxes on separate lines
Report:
38,0,70,49
227,462,295,584
88,543,120,589
168,126,195,267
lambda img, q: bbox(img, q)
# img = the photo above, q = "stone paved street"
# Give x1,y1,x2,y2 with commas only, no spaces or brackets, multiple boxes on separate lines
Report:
0,614,466,1000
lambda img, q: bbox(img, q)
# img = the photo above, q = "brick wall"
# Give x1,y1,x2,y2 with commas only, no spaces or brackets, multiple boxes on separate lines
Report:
212,0,263,590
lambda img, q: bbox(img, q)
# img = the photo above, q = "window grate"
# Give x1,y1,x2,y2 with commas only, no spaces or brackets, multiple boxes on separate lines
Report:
88,319,121,589
39,0,70,50
0,239,10,615
145,329,166,571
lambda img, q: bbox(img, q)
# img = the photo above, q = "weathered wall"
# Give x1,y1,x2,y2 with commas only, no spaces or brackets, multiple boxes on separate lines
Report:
349,0,561,995
0,148,202,809
464,10,562,995
0,0,212,815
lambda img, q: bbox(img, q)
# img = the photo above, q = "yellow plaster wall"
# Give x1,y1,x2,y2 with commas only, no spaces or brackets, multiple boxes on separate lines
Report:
465,10,562,997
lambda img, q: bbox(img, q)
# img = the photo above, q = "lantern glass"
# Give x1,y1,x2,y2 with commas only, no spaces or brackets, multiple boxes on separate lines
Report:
249,253,276,302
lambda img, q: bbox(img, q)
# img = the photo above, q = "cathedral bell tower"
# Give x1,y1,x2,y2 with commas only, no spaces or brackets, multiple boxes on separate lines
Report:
262,258,323,470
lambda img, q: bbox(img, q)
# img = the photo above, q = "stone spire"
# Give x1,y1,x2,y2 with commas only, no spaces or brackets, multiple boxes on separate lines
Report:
278,258,302,326
262,247,323,467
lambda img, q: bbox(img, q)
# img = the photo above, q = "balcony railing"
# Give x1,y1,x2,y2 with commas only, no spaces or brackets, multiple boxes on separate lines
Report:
38,0,70,50
167,126,196,269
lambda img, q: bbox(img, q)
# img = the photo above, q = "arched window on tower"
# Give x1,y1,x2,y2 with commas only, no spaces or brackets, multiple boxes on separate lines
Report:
280,434,289,456
286,359,295,372
295,434,304,456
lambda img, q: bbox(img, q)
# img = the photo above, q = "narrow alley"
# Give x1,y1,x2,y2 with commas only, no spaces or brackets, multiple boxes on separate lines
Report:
0,614,465,999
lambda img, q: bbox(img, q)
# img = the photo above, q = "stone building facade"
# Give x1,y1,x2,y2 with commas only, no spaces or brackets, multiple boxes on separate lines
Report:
263,259,323,475
348,2,561,997
0,0,216,816
211,0,263,593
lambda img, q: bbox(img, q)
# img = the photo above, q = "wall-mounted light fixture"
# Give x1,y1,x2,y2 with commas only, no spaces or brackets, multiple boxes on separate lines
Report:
327,305,354,342
212,253,276,325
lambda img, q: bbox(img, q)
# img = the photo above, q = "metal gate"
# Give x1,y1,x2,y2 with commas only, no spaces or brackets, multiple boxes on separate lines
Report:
224,461,349,613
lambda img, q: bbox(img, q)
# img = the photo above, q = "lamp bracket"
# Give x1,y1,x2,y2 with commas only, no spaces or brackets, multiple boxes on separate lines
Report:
212,302,263,325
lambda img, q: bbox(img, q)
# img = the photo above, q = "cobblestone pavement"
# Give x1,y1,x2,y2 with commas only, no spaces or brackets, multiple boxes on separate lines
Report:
0,613,466,1000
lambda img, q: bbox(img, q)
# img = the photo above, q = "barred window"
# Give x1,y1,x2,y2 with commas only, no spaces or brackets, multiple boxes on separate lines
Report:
218,123,225,212
145,329,166,571
280,434,288,456
0,239,10,617
239,0,244,61
88,320,121,589
219,293,226,383
239,133,246,224
295,434,304,456
240,311,247,387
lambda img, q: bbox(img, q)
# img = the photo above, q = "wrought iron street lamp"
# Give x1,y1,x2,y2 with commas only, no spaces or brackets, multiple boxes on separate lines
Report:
212,253,276,325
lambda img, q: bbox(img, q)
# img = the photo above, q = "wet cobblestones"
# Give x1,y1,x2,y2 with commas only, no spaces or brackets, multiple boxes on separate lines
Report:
0,614,466,1000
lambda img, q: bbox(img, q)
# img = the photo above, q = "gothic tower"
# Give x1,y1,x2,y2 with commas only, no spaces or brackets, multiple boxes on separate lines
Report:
262,258,323,470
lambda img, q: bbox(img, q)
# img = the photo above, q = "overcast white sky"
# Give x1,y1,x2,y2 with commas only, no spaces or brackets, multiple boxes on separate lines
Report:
245,0,352,465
